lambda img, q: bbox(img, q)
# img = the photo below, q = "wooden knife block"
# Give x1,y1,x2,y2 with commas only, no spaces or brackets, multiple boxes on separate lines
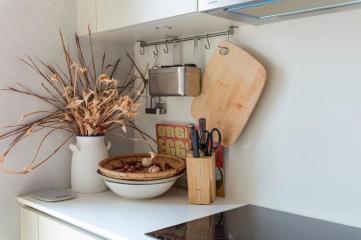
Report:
186,154,216,205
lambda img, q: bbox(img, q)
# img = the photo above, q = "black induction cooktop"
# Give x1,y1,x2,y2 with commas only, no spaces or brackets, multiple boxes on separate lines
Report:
146,205,361,240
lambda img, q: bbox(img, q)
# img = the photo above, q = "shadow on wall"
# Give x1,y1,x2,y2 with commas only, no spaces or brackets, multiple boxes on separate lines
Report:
232,42,287,146
223,40,287,201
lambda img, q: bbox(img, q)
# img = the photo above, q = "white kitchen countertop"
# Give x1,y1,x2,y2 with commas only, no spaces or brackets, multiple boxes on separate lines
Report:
18,188,244,240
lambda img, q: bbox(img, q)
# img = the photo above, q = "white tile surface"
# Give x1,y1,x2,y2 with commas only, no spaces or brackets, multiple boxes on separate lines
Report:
18,189,243,240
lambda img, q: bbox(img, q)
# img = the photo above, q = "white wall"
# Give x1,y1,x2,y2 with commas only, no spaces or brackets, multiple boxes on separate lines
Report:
135,8,361,227
0,1,75,239
0,1,133,239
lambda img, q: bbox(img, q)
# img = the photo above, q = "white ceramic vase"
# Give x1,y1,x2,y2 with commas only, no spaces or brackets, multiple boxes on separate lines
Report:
69,136,111,193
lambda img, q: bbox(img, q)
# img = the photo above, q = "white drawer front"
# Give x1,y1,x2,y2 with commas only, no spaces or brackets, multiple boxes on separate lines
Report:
39,215,100,240
21,207,39,240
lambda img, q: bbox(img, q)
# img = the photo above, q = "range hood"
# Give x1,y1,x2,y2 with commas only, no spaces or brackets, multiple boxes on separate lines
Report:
199,0,361,24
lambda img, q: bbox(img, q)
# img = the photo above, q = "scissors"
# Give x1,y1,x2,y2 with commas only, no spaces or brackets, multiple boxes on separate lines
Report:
199,128,222,156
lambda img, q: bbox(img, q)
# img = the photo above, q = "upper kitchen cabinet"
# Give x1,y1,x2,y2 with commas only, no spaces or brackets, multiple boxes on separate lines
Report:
77,0,237,42
77,0,97,36
96,0,198,32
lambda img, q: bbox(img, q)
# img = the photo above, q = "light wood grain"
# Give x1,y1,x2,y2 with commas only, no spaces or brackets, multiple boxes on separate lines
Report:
192,41,266,147
186,154,216,205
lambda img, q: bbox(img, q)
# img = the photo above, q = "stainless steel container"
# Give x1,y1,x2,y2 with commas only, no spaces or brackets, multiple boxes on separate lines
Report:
149,65,201,97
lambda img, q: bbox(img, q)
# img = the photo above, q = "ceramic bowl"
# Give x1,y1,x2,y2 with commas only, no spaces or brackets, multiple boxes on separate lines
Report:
98,171,185,199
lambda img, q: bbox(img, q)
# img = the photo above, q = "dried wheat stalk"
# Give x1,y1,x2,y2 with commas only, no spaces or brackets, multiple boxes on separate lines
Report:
0,28,153,174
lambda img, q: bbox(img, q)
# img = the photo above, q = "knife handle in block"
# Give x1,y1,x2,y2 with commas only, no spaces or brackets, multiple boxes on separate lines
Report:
186,154,216,205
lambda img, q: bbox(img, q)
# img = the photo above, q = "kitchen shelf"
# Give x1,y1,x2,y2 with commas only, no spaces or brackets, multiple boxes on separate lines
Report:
89,13,242,44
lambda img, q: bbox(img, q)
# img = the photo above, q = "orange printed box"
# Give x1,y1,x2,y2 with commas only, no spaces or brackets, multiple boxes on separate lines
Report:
156,124,191,159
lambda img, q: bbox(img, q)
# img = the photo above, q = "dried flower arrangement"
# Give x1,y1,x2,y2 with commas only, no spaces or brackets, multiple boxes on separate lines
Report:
0,29,154,175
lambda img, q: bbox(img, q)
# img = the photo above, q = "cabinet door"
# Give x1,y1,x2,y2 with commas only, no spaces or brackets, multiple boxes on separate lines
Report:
21,207,39,240
39,215,100,240
77,0,97,36
97,0,198,32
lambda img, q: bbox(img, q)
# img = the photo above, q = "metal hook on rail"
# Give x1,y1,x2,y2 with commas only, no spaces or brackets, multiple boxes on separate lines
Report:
140,44,145,55
163,40,169,54
205,34,211,49
153,43,159,57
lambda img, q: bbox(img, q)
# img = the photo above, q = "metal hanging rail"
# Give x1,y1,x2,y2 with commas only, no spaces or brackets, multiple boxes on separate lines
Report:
139,26,236,48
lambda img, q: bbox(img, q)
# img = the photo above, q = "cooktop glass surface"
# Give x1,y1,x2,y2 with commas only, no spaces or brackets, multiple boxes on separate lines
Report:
146,205,361,240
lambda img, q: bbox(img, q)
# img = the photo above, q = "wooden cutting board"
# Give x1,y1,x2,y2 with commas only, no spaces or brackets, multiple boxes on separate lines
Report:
191,41,266,147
